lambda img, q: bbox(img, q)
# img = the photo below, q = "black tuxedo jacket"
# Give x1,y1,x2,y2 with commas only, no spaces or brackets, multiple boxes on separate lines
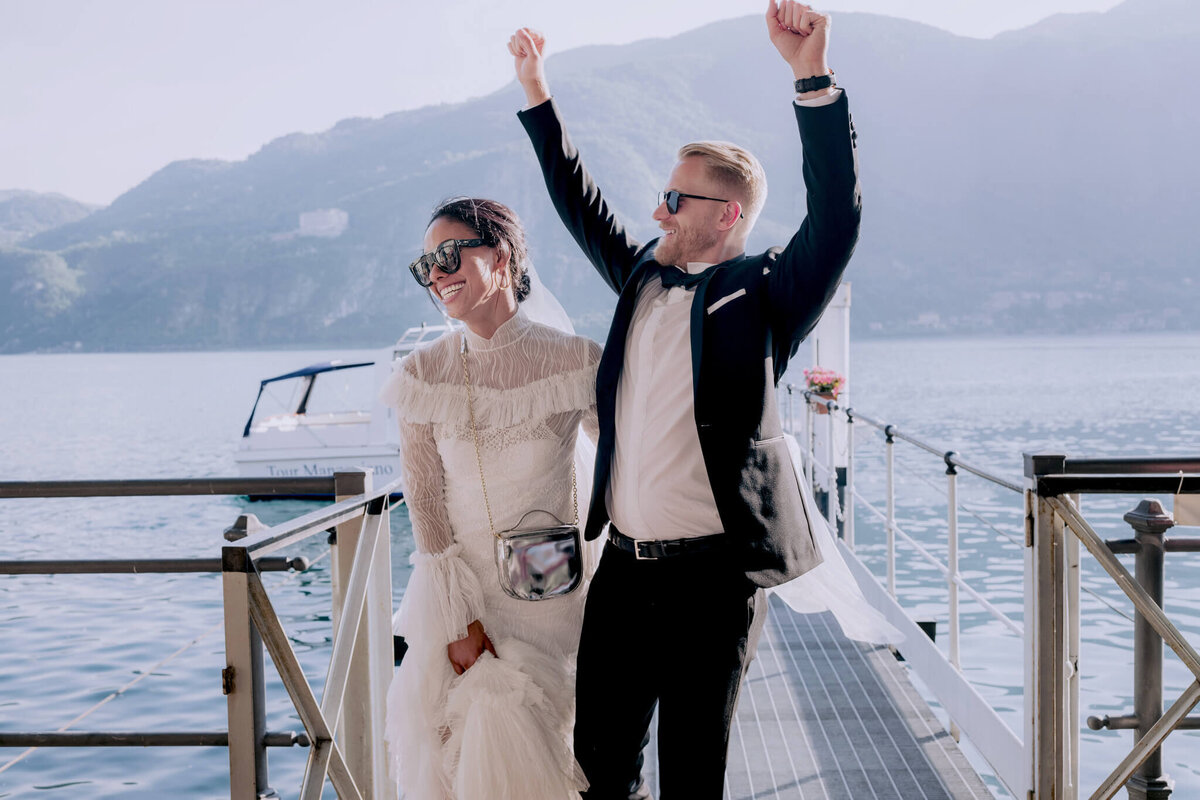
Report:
518,93,861,588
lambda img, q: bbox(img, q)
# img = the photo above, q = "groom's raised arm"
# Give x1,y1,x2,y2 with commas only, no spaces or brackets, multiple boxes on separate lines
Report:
509,28,649,294
763,2,862,349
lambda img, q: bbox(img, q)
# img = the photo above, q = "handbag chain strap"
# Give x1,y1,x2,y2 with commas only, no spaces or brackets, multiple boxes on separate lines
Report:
459,335,578,540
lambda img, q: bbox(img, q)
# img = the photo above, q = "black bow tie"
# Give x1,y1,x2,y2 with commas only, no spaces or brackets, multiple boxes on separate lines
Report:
656,264,709,290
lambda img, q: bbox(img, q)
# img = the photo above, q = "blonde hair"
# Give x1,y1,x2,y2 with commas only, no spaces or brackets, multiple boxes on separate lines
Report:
677,141,767,225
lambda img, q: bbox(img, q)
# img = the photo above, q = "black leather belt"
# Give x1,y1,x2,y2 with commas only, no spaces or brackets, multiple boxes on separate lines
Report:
608,525,728,560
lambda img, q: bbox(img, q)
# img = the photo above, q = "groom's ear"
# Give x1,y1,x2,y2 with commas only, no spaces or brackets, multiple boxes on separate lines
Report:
718,201,743,231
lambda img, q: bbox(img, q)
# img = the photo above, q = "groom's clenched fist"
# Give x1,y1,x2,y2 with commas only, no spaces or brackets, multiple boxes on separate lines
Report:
766,0,833,91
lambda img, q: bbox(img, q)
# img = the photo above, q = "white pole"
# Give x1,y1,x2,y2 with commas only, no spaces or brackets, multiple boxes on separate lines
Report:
844,416,855,550
886,429,896,597
947,463,961,741
825,409,837,530
805,400,815,489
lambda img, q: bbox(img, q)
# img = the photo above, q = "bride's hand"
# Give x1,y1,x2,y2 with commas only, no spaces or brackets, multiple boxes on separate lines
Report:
447,619,497,675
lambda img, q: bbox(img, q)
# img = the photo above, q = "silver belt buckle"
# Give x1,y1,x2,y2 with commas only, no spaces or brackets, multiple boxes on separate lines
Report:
632,539,654,560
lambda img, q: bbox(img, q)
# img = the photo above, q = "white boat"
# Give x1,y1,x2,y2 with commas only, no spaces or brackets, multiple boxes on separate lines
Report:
234,323,456,497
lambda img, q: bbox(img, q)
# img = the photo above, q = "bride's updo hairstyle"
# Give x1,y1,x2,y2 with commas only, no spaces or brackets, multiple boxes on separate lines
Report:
429,197,532,302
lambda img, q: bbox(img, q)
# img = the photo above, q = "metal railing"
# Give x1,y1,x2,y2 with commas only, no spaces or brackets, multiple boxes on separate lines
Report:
1027,456,1200,800
786,384,1200,799
785,385,1029,796
0,470,399,800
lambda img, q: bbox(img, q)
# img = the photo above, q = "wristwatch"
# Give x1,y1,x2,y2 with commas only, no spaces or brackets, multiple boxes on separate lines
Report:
794,70,835,94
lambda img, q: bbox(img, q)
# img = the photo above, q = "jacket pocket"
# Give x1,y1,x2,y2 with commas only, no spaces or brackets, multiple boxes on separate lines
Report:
751,435,785,448
706,288,747,315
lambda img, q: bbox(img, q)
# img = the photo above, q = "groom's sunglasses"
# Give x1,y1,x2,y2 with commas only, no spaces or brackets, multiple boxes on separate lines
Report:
409,238,486,287
656,190,743,218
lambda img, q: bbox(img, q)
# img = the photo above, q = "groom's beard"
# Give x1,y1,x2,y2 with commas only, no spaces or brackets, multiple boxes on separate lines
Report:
653,224,720,268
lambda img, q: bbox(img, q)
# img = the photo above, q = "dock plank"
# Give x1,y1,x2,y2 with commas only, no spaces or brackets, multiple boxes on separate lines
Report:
643,597,992,799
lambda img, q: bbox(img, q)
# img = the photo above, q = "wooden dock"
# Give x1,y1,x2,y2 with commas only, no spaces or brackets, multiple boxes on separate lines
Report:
645,597,994,799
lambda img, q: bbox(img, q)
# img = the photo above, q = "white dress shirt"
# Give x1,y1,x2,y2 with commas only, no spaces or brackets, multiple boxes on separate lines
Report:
605,90,843,541
607,261,723,540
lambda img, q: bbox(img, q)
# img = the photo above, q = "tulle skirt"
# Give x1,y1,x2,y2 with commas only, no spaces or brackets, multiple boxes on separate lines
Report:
386,635,586,800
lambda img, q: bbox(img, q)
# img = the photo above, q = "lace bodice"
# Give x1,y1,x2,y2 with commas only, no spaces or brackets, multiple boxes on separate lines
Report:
381,311,601,640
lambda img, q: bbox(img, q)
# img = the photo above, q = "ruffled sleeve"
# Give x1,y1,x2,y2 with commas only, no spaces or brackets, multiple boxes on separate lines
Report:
581,339,601,445
389,355,485,644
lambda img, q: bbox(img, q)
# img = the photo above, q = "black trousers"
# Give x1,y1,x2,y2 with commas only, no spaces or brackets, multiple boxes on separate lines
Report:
575,541,760,800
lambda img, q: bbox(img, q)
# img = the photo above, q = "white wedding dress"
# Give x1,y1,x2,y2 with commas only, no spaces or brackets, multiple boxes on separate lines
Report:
381,310,600,800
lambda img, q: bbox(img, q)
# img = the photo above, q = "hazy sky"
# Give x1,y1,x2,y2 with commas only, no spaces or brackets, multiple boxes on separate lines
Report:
2,0,1121,206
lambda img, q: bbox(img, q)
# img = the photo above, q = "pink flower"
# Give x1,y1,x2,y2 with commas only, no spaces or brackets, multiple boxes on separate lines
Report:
803,365,845,398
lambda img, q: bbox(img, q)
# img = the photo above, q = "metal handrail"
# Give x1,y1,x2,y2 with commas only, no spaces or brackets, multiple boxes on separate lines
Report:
1037,474,1200,495
1,470,400,799
849,484,1024,636
1026,456,1200,799
843,405,1023,493
240,477,401,559
0,557,306,575
0,476,340,498
221,470,397,799
786,384,1028,792
1064,457,1200,474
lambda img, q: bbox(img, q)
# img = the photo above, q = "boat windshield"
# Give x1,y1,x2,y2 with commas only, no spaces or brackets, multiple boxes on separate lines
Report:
242,361,374,437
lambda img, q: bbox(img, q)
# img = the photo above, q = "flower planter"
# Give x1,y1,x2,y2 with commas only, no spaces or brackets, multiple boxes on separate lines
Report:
811,391,835,415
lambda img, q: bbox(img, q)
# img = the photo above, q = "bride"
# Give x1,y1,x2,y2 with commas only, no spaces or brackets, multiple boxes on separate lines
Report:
381,197,599,800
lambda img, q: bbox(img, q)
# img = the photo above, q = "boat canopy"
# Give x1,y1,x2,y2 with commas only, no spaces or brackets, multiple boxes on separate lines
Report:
243,360,374,437
259,361,374,386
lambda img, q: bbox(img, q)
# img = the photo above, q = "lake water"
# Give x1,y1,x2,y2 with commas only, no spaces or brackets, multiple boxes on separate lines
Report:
1,332,1197,798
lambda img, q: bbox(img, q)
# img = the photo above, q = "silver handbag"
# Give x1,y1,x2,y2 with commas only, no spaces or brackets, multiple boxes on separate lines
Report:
460,338,583,601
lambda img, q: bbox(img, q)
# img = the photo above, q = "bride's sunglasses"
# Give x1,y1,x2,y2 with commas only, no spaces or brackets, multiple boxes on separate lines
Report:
409,238,486,287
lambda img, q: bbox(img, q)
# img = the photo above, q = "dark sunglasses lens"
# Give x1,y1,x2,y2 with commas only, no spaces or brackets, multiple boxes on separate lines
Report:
436,240,461,272
665,191,680,213
410,255,432,286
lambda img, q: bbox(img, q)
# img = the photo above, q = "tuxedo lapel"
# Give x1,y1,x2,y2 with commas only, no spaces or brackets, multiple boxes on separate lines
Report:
688,255,745,407
689,273,713,404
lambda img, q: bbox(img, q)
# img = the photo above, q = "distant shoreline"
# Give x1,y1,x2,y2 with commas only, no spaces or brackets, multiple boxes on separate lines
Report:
4,328,1199,359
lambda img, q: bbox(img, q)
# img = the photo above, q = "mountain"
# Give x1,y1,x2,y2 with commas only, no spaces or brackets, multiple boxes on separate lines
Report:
5,0,1198,352
0,190,97,247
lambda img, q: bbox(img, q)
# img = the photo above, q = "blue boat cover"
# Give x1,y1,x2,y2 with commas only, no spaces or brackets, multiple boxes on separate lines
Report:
260,361,374,386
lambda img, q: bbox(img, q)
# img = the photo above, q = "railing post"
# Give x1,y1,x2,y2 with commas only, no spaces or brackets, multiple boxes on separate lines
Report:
1067,494,1081,795
844,411,855,550
330,469,394,799
885,425,896,597
369,495,396,799
223,545,277,799
945,453,961,741
805,393,815,489
825,405,837,530
1024,453,1075,800
1124,498,1176,800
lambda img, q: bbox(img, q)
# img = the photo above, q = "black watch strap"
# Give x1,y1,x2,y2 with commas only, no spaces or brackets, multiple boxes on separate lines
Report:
794,71,835,94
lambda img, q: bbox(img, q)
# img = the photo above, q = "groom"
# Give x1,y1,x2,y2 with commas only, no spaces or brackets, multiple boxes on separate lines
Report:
511,2,860,796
